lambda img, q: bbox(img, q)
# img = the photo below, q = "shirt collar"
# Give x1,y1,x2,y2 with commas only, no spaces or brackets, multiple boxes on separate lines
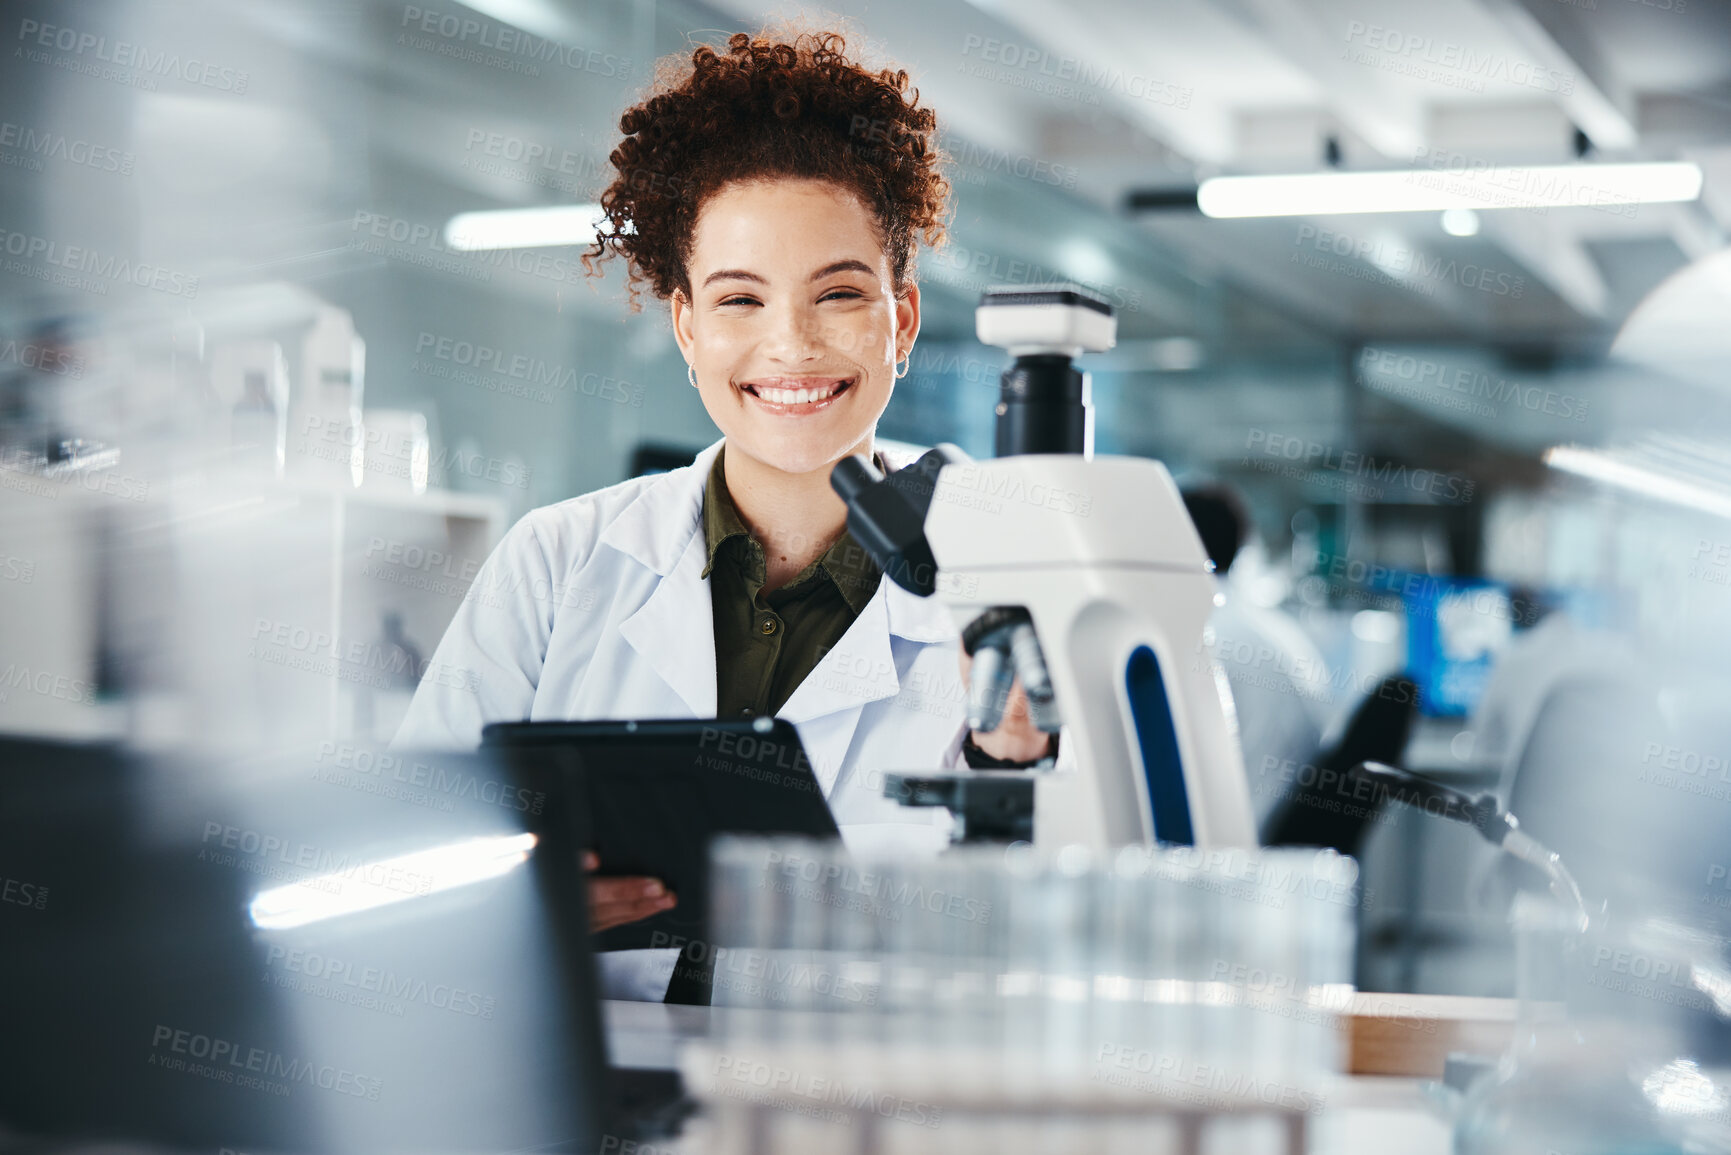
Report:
816,521,883,615
700,443,886,614
700,443,755,580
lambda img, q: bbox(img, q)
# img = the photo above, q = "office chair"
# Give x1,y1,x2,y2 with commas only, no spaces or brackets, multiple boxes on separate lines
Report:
1259,673,1421,855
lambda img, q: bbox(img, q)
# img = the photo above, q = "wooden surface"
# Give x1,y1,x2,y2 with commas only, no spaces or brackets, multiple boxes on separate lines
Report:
1344,992,1518,1078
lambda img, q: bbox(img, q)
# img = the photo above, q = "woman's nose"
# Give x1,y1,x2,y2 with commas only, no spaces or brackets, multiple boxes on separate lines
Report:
760,302,825,363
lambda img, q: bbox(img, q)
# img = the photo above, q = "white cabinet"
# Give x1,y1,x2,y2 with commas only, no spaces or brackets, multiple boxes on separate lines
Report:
0,465,504,747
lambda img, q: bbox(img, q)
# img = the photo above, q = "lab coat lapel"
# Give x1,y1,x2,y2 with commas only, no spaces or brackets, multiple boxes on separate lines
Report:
778,572,959,795
615,528,717,717
607,437,725,718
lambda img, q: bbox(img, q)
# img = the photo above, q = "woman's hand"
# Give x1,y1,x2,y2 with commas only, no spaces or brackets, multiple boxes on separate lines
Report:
958,647,1054,762
581,850,676,932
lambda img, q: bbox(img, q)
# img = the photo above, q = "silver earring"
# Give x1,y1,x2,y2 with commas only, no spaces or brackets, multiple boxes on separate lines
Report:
688,363,697,388
894,351,910,379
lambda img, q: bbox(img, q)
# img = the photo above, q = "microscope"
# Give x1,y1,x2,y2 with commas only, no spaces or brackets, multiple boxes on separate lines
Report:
831,286,1257,850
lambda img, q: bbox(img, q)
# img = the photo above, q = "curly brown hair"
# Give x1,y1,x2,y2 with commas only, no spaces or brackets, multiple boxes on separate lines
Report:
582,25,951,311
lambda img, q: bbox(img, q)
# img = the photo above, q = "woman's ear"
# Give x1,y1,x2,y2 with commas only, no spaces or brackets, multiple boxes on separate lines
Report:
669,287,695,365
895,280,922,361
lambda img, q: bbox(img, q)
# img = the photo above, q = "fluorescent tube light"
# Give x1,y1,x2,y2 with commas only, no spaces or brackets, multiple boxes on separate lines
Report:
1197,162,1703,218
249,832,537,930
1544,445,1731,521
457,0,583,43
444,204,618,251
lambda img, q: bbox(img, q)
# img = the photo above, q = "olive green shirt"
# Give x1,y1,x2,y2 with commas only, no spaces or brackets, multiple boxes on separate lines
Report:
702,444,886,719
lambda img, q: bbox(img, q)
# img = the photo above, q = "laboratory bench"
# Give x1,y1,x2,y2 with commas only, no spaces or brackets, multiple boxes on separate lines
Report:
0,999,1462,1154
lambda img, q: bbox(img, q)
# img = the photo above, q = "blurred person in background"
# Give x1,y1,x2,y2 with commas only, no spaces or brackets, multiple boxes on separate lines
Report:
1183,484,1332,828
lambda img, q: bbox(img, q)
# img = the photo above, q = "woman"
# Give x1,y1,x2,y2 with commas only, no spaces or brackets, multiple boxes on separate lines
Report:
393,26,1056,1001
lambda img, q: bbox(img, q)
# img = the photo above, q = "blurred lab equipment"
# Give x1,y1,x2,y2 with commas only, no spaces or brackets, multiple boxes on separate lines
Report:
358,408,430,494
0,300,505,749
1492,671,1720,925
830,285,1257,850
1454,898,1731,1155
680,835,1357,1155
349,611,427,742
1347,761,1588,931
1324,758,1731,1151
0,317,110,472
880,768,1036,843
0,734,608,1153
291,305,365,487
378,611,426,689
207,339,290,478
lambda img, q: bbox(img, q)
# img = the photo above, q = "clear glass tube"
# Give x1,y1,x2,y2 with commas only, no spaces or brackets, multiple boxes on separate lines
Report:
705,837,1362,1121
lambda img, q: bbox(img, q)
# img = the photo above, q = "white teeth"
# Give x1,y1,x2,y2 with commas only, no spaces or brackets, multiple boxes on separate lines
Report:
751,382,844,406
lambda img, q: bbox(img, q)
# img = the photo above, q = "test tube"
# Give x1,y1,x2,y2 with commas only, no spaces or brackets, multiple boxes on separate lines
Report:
1093,844,1152,1090
760,836,812,1044
1041,844,1096,1090
704,834,1358,1136
1304,848,1359,1079
1239,850,1287,1092
964,844,1012,1094
825,841,879,1058
998,840,1046,1098
708,836,781,1044
1151,846,1201,1088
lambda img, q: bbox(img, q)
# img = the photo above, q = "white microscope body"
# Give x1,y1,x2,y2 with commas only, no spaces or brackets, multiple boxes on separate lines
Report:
926,453,1257,849
834,285,1256,851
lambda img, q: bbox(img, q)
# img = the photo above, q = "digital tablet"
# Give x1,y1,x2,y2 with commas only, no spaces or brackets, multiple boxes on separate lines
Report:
480,718,842,953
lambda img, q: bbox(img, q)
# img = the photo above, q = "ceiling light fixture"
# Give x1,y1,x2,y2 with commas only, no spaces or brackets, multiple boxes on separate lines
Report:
1544,444,1731,521
1196,162,1702,218
444,203,619,250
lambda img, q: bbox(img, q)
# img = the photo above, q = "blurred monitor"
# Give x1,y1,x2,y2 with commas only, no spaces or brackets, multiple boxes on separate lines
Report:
0,736,605,1154
1403,576,1514,716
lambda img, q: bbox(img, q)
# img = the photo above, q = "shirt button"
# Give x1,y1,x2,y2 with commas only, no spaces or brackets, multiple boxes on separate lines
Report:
740,707,754,717
760,617,778,636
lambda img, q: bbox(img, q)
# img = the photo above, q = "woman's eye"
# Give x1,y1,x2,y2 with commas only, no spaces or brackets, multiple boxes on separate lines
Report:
718,295,758,307
820,289,862,302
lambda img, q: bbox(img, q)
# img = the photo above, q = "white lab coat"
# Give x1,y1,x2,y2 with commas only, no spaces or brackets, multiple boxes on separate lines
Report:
1208,591,1331,830
392,435,982,1000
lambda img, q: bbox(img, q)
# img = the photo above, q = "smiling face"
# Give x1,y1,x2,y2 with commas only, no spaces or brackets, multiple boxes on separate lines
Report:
670,178,919,478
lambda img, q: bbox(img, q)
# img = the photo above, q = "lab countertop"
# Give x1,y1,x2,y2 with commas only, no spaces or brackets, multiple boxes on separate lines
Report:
602,1000,1454,1153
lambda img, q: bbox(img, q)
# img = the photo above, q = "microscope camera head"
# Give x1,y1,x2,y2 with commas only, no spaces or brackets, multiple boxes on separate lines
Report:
975,284,1117,359
975,284,1116,458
